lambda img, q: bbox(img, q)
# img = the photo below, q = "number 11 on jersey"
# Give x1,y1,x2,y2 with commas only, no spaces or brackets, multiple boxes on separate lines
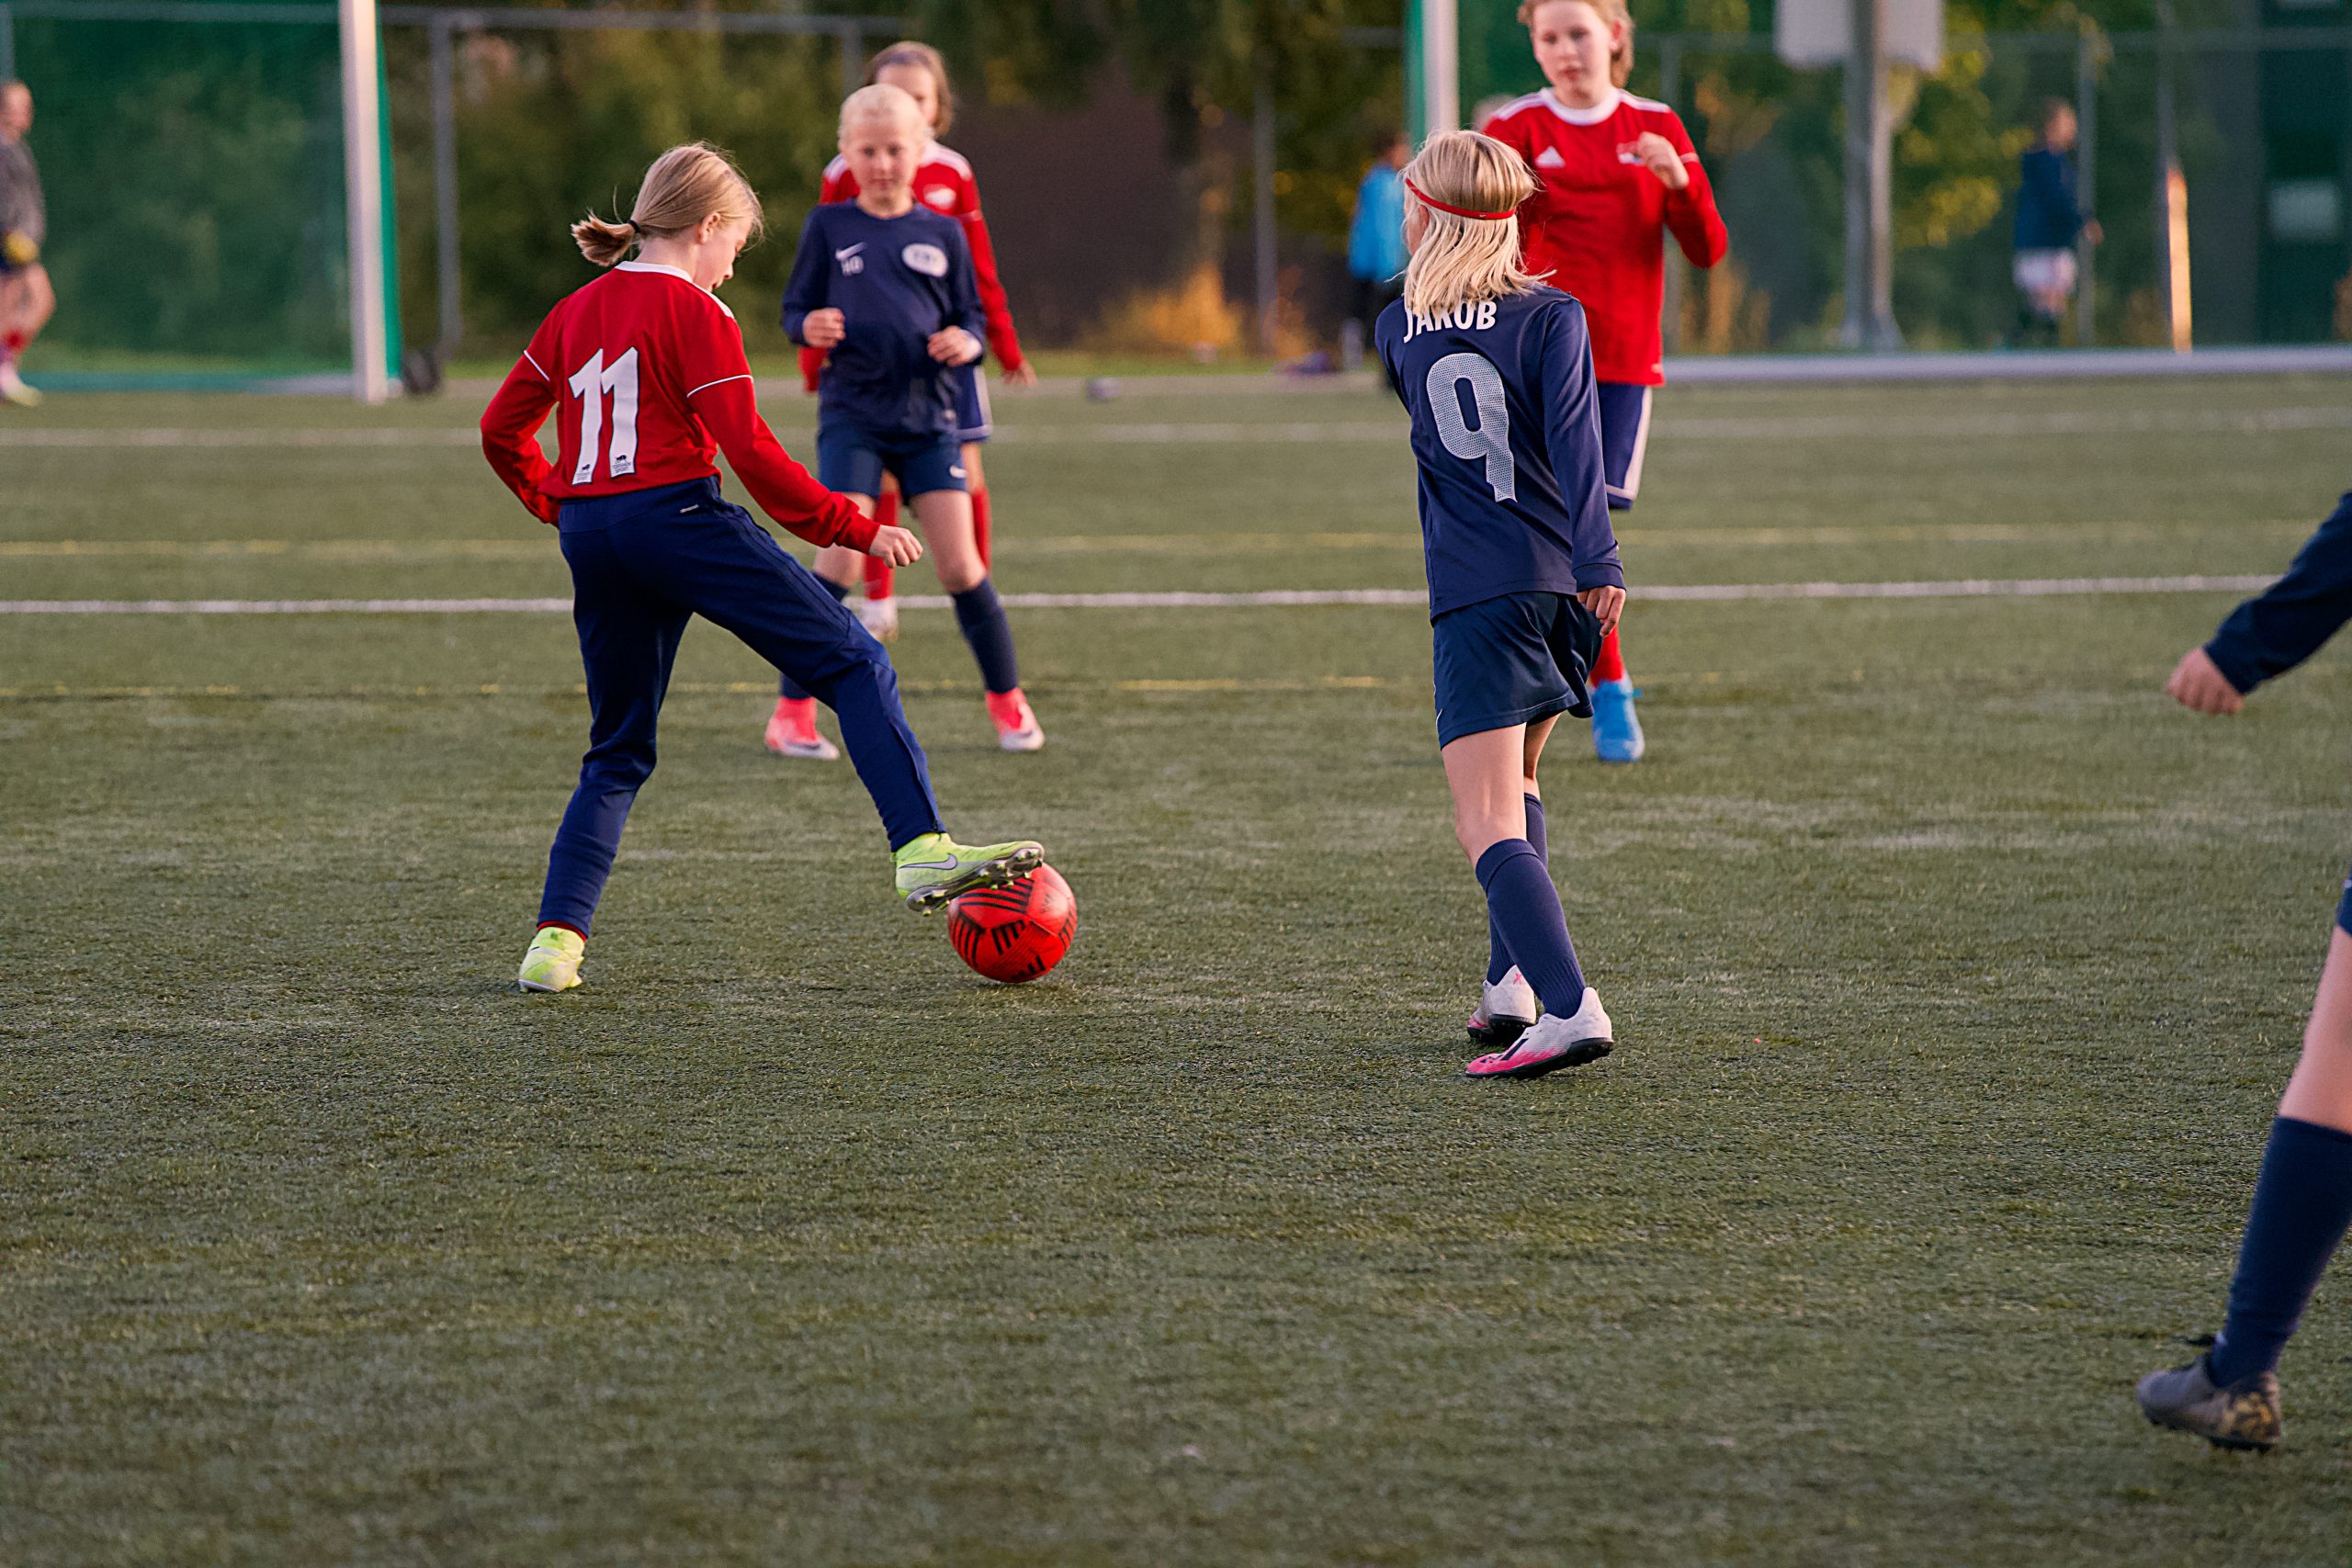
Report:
568,348,641,483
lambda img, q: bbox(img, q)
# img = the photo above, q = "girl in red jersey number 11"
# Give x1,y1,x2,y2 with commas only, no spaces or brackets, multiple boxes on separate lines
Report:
1374,131,1627,1079
478,143,1043,994
1482,0,1728,763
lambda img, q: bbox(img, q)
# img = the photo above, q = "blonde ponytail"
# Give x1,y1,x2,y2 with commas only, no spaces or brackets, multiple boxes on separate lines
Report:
571,141,764,268
1399,131,1541,319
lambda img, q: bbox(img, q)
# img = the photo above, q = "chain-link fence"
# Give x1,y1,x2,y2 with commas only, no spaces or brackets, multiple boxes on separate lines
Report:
4,3,2347,384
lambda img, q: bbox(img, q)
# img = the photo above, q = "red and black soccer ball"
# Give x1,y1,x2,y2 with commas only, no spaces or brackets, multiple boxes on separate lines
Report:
947,864,1076,985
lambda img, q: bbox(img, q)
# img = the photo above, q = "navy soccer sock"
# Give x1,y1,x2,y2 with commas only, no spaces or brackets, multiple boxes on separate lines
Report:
778,576,854,701
2210,1116,2352,1384
1487,795,1547,986
1475,838,1585,1016
951,580,1020,694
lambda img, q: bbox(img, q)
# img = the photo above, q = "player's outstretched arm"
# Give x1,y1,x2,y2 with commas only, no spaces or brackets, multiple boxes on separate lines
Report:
1657,117,1728,269
779,209,834,347
930,226,987,367
2175,491,2352,711
690,376,876,552
957,200,1032,383
480,345,561,525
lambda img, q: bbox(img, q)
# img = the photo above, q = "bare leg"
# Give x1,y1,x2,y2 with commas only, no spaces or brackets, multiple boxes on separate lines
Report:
1443,724,1532,866
913,489,984,593
2278,927,2352,1134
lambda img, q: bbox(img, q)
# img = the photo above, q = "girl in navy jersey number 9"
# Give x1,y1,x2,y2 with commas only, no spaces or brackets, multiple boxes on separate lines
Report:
480,142,1043,994
1374,130,1627,1079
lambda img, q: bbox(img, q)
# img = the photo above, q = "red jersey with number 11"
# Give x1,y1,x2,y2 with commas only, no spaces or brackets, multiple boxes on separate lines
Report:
481,260,870,548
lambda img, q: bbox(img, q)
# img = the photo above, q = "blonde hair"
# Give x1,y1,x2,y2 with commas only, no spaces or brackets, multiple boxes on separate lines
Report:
839,82,927,143
572,142,763,268
1400,131,1541,318
866,40,955,136
1518,0,1635,89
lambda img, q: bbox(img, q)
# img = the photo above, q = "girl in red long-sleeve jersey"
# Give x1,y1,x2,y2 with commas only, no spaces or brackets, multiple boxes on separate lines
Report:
481,142,1043,993
768,41,1036,760
1482,0,1727,763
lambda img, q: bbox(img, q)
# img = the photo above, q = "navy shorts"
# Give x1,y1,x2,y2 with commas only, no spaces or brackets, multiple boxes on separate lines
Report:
1597,382,1654,513
1431,590,1605,748
951,364,993,444
818,423,967,499
2337,864,2352,935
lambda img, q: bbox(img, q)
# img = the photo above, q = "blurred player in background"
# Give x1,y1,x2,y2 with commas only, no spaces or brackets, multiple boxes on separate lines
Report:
775,85,1044,761
1376,130,1625,1079
780,41,1032,663
2135,491,2352,1452
2010,98,2098,348
1343,131,1409,375
0,79,52,407
479,141,1043,993
1482,0,1727,763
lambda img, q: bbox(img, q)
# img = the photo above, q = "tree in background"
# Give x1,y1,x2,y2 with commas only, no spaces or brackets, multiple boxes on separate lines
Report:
388,19,847,356
382,0,2245,360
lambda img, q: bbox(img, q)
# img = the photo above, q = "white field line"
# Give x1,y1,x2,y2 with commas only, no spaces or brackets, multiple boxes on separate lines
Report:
0,520,2314,562
2,403,2350,449
0,576,2277,616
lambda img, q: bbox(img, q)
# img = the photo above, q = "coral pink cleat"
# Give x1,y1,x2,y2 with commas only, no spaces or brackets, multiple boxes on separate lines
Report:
764,695,840,761
985,687,1045,752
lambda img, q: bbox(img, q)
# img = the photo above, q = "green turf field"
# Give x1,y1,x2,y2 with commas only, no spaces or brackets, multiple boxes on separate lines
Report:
6,374,2352,1564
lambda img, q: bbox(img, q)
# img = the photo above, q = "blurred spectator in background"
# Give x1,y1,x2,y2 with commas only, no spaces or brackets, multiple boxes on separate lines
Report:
1342,133,1410,373
0,79,51,406
2011,97,2098,349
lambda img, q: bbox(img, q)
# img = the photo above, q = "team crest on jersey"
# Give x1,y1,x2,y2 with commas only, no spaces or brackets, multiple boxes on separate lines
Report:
922,185,957,210
901,243,949,277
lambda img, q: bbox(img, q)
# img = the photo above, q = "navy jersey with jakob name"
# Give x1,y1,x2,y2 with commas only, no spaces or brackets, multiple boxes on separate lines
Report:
782,201,985,439
1375,287,1622,619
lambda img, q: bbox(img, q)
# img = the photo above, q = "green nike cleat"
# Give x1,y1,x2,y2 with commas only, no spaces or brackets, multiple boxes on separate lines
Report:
517,926,584,992
893,831,1046,914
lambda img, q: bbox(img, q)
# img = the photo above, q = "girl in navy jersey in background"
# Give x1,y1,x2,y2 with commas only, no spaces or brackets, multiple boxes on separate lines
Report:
1374,130,1626,1079
768,43,1038,759
480,142,1043,994
1482,0,1726,763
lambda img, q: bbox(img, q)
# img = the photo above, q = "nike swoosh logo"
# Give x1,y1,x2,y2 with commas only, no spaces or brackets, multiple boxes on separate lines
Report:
836,244,865,260
899,857,961,872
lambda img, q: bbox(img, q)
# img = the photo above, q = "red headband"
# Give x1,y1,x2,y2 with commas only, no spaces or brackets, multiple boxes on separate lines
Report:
1405,177,1517,221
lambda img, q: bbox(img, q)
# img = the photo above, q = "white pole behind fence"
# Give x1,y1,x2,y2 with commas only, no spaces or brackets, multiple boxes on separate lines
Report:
340,0,390,403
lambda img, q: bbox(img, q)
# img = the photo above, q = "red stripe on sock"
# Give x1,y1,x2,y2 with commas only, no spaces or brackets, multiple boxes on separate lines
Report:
1591,626,1626,683
537,920,585,938
864,491,900,598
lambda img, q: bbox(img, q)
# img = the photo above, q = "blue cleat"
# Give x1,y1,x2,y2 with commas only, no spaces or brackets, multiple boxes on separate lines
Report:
1590,678,1645,763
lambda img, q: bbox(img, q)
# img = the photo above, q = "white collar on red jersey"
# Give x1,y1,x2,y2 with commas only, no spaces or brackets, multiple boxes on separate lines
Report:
615,260,735,317
617,260,698,287
1540,86,1623,125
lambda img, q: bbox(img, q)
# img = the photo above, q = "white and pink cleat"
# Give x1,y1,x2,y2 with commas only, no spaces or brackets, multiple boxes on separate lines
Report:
1464,987,1613,1079
1466,964,1538,1050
